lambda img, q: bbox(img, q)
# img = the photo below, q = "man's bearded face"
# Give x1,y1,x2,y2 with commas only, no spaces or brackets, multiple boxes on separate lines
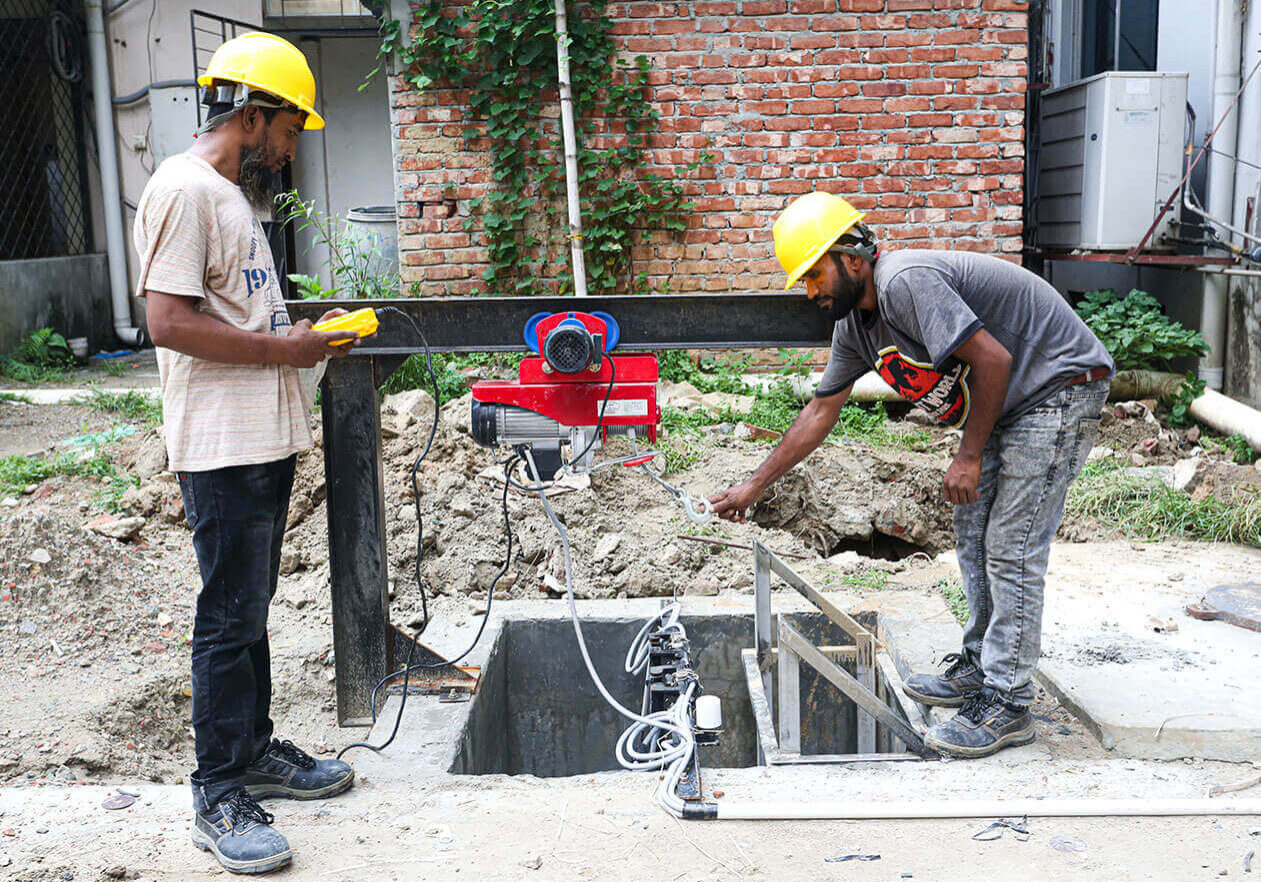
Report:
817,253,865,321
237,115,289,212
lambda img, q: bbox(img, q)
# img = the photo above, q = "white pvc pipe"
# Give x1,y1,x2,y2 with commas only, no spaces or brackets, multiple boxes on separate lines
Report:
713,798,1261,821
553,1,588,297
85,0,143,347
1198,0,1244,391
1193,385,1261,451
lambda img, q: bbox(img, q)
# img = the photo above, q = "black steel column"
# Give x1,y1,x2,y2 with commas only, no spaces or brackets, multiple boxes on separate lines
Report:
320,356,390,725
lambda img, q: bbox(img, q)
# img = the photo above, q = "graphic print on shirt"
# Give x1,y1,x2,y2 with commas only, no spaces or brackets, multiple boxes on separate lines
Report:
874,345,971,427
244,220,292,335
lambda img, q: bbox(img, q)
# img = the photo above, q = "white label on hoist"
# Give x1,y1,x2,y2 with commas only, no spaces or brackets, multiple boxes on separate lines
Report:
600,399,649,418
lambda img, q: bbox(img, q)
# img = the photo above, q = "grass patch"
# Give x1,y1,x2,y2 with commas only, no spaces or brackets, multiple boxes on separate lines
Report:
1,328,78,384
0,392,32,404
1202,432,1259,466
82,388,162,426
935,576,968,623
843,566,890,592
0,360,73,384
0,450,117,498
1067,457,1261,547
657,408,710,474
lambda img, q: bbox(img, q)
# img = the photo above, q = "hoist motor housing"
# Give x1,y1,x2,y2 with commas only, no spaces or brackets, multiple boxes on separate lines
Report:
470,311,660,480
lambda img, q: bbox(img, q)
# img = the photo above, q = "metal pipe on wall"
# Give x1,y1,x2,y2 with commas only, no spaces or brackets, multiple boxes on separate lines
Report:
553,1,588,297
1198,0,1243,390
85,0,143,346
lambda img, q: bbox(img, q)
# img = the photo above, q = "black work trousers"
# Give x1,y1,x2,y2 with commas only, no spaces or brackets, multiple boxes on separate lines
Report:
178,456,296,810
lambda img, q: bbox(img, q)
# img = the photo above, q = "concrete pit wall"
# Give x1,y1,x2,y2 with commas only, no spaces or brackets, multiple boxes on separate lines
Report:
453,613,887,778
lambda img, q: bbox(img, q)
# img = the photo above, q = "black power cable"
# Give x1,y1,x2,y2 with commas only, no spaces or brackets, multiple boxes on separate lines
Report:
338,453,516,760
337,307,512,760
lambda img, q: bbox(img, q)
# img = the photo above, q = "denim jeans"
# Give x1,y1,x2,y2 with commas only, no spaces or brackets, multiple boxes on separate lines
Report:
178,456,296,810
953,379,1107,706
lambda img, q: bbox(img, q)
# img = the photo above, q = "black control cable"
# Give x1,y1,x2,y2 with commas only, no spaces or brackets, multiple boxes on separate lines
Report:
337,307,514,759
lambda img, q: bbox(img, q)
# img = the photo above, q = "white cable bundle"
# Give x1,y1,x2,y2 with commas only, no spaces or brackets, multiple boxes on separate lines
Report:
523,450,699,817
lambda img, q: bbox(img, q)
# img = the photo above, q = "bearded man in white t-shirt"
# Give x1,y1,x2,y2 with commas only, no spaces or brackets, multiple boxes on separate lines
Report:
134,32,360,876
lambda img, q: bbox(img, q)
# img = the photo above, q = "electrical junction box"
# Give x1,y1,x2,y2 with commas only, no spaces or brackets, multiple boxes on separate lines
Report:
147,84,200,168
1037,71,1188,250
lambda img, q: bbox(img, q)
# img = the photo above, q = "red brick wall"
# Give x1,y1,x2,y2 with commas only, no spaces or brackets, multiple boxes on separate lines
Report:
390,0,1028,296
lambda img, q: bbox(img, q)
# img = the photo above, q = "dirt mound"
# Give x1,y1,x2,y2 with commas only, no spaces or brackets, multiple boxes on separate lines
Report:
91,673,193,777
1096,400,1199,466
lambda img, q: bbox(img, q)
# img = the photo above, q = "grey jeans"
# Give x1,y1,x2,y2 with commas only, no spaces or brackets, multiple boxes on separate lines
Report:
954,378,1108,705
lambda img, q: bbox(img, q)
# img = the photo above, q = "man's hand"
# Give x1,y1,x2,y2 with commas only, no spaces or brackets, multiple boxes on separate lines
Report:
284,319,358,368
943,453,982,505
708,480,765,524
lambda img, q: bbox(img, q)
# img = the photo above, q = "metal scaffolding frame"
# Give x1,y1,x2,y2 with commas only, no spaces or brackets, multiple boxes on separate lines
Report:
744,539,935,765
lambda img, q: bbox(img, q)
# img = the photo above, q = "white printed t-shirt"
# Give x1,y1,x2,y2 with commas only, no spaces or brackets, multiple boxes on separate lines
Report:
133,152,313,472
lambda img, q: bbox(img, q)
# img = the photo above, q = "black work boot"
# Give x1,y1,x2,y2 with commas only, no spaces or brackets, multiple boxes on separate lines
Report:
242,739,354,801
903,651,985,707
924,690,1035,758
192,788,292,875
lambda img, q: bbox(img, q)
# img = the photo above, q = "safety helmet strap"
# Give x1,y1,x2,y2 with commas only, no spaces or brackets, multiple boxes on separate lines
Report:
198,81,303,134
827,223,879,263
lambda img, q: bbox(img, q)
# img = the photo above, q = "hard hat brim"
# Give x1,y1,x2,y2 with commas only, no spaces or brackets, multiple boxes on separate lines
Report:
782,210,865,290
196,73,325,130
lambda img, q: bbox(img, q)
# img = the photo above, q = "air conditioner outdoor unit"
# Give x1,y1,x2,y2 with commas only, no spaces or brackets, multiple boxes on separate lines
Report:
1037,71,1188,251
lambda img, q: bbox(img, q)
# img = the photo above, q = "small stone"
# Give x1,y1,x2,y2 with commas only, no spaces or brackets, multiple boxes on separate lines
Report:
520,855,543,870
592,533,621,562
35,826,47,833
0,497,18,508
85,514,145,541
1186,426,1201,444
156,612,172,628
28,548,51,564
685,579,719,597
103,866,128,879
278,548,301,576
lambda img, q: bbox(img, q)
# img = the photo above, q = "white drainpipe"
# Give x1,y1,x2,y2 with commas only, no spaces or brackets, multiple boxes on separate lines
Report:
85,0,143,347
1198,0,1243,391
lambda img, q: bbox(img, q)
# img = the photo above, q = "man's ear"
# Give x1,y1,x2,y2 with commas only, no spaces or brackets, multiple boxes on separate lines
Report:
840,252,866,276
239,104,262,135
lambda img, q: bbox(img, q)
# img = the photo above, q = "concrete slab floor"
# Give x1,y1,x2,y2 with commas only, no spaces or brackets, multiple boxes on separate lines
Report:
1035,541,1261,761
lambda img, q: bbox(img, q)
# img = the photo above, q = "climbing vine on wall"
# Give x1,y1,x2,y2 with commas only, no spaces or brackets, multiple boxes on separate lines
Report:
377,0,703,296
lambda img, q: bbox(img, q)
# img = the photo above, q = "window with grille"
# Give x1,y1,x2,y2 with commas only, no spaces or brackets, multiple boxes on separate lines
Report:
262,0,381,30
0,0,92,260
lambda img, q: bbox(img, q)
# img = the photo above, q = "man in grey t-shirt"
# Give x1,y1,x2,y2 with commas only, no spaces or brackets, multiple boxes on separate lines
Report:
709,192,1113,758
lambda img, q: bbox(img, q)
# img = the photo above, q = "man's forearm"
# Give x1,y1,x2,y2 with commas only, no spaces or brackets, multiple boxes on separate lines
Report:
748,394,844,490
957,357,1010,461
149,302,289,366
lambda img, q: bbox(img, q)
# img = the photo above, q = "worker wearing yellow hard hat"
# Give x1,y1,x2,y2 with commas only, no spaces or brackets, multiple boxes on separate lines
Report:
133,31,358,875
197,31,325,131
712,190,1115,762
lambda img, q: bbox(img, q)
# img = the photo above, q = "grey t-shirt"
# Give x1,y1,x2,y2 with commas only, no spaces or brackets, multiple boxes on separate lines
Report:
815,250,1113,427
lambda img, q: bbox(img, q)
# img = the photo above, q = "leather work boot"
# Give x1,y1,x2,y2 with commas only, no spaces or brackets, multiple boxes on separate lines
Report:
924,691,1036,758
902,651,985,707
241,739,354,801
192,788,292,875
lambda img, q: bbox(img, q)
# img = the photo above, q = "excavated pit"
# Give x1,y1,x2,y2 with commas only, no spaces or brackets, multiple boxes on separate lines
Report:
453,612,905,777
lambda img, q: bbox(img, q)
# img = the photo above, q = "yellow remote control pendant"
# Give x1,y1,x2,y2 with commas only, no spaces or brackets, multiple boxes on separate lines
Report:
312,307,379,345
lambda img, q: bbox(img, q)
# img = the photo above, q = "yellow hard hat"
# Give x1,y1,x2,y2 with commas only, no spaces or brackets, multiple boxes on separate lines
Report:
198,32,324,130
773,192,866,290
